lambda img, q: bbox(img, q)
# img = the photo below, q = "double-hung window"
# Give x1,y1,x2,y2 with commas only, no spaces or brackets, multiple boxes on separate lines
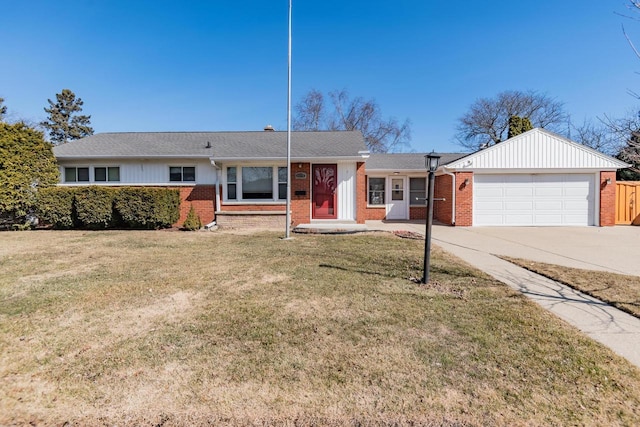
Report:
368,177,385,205
409,177,426,205
94,167,120,182
65,167,89,183
169,166,196,182
224,166,289,201
278,167,287,200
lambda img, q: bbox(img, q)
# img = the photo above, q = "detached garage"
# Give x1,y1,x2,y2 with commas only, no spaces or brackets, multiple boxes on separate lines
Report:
433,128,629,227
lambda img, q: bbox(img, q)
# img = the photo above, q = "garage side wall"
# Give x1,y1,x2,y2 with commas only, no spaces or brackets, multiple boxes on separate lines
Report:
455,172,473,226
600,171,616,227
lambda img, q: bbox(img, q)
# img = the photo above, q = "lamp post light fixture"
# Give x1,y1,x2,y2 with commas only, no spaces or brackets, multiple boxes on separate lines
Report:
422,152,441,284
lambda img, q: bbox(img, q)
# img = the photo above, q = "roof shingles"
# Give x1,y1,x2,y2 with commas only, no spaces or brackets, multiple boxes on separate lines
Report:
53,131,367,159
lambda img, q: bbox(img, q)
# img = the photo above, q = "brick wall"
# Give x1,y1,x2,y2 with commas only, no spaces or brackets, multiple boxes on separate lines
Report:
178,185,216,226
215,213,286,230
291,163,311,226
433,174,453,224
454,172,473,226
599,171,616,226
410,206,426,220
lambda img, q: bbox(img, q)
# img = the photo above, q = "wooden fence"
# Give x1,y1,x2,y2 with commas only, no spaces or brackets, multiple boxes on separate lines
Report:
616,181,640,225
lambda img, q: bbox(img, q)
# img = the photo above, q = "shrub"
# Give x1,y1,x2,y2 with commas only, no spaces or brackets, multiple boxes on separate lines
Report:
37,187,77,228
73,186,117,229
153,188,180,227
182,205,202,231
35,186,181,229
114,188,180,229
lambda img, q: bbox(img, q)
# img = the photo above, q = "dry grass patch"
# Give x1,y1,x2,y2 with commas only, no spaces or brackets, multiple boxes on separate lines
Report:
503,257,640,318
1,230,640,426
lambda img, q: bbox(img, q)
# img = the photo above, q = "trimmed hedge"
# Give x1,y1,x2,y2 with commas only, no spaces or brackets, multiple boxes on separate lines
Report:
37,187,78,229
37,186,180,229
114,187,180,229
74,187,118,229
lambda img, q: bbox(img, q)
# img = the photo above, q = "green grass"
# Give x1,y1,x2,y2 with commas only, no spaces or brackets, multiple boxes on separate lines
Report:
1,230,639,426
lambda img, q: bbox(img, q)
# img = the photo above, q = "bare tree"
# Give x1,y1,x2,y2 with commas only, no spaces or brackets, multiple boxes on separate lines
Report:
603,112,640,166
293,89,411,153
456,90,567,151
293,89,325,131
571,119,617,154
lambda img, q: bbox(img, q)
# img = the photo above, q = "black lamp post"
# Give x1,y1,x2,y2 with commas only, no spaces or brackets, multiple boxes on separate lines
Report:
422,152,441,284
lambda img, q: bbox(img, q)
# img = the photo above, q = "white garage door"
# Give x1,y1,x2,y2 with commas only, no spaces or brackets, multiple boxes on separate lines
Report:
474,174,595,226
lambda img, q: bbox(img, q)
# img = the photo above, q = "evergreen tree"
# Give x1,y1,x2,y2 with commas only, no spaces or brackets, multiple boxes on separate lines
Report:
0,97,7,122
507,115,534,139
40,89,94,144
0,122,59,227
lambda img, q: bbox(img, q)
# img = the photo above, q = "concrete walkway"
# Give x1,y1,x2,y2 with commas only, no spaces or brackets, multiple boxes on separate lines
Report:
366,221,640,368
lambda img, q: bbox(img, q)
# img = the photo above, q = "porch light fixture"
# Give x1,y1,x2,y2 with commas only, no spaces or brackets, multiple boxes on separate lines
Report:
605,177,612,185
422,152,441,284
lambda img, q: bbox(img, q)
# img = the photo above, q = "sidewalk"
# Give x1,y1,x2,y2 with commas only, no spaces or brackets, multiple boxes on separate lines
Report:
366,221,640,368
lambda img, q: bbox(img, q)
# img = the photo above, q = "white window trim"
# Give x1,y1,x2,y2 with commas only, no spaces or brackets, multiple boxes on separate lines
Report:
223,165,288,203
367,176,386,207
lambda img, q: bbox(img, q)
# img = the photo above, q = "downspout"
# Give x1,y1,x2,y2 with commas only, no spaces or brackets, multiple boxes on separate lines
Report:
209,158,220,227
441,167,456,225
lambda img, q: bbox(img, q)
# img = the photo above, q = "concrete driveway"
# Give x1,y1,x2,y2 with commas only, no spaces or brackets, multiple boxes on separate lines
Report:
368,221,640,276
432,226,640,276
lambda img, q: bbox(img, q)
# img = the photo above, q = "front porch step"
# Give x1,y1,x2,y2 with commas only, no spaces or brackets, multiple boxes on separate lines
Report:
293,222,369,234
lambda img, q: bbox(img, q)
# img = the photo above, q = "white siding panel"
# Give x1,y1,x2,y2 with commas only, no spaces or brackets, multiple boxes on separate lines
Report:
337,163,356,220
447,128,628,170
58,159,216,185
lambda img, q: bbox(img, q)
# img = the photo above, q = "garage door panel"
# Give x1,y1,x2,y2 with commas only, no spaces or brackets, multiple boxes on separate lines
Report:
505,187,534,197
535,187,563,197
564,187,590,197
476,213,508,225
475,187,505,197
535,200,563,210
505,201,534,210
474,174,595,226
505,214,533,225
534,214,563,225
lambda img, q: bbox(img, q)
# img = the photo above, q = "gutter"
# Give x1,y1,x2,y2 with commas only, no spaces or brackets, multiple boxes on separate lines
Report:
441,167,456,225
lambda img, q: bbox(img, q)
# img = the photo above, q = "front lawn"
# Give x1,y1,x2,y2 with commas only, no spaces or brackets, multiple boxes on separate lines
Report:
503,257,640,318
1,230,639,426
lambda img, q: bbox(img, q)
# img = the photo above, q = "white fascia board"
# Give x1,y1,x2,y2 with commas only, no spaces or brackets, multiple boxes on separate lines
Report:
55,155,211,160
212,156,366,163
467,168,616,174
365,168,427,174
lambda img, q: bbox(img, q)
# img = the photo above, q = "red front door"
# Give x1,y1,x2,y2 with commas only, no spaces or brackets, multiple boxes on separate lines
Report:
312,164,337,219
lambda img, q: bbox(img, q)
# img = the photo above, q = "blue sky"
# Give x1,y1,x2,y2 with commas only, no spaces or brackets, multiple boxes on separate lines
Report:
2,1,640,152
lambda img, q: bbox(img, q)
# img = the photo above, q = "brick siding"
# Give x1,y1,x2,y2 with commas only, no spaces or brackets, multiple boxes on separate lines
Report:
454,172,473,226
178,185,215,226
599,171,616,226
291,163,311,226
